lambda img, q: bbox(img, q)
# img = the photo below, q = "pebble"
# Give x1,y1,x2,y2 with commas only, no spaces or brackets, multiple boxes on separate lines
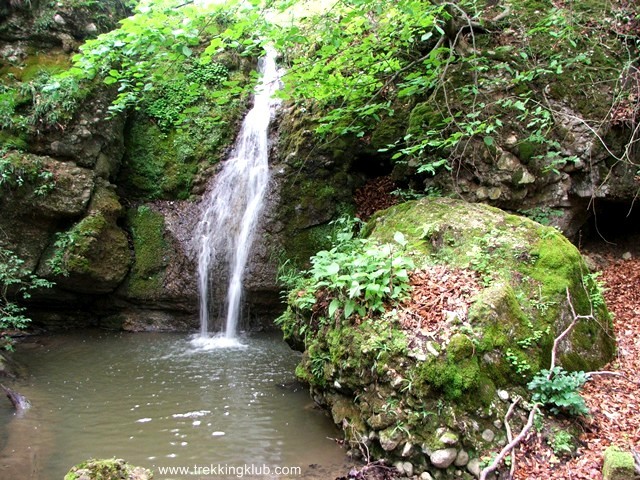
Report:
430,448,458,469
467,458,481,478
454,449,470,467
419,472,433,480
482,429,495,442
497,389,509,401
622,251,632,260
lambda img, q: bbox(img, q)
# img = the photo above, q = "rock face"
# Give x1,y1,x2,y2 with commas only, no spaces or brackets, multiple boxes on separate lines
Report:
278,198,615,478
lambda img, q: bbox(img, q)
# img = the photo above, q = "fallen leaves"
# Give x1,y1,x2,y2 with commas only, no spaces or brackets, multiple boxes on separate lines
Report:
514,255,640,479
398,265,481,339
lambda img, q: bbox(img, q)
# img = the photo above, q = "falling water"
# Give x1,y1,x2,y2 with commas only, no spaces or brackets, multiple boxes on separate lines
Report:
194,48,282,345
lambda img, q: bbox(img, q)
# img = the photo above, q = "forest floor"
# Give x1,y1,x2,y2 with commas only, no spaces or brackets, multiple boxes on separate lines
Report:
511,237,640,480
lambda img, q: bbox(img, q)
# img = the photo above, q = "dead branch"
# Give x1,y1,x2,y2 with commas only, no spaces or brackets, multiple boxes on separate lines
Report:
479,404,540,480
504,397,520,478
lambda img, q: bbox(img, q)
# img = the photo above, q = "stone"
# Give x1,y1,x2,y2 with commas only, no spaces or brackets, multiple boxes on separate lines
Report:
482,429,495,442
454,449,470,467
401,442,413,457
394,461,405,475
467,458,481,478
622,252,632,260
65,458,152,480
439,431,459,446
53,14,66,25
380,427,402,452
497,390,509,401
430,448,458,469
419,473,433,480
402,462,413,478
602,446,635,480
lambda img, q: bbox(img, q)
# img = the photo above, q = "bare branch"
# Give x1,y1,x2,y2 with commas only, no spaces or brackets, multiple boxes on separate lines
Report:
479,404,539,480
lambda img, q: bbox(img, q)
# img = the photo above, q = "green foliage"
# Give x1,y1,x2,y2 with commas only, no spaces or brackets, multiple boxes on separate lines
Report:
519,207,563,226
269,0,630,177
550,429,574,456
0,248,53,347
583,272,607,310
47,214,107,276
0,153,55,195
528,367,590,416
283,220,413,325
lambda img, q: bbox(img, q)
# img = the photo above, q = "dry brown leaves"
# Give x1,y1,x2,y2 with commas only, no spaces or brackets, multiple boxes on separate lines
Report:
397,266,481,339
514,256,640,480
354,176,399,221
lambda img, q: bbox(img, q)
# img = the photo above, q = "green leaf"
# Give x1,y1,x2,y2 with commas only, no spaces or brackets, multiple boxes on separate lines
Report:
328,298,340,318
483,136,494,147
344,299,356,318
103,76,118,85
393,231,407,246
325,263,340,276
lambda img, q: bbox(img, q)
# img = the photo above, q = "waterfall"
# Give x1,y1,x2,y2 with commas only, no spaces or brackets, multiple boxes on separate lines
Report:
194,48,282,346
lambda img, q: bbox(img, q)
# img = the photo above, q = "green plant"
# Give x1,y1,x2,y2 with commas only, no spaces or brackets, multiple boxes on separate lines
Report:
307,231,413,321
505,348,532,377
0,247,53,348
550,429,574,456
0,154,55,195
519,207,563,226
583,272,607,310
528,367,590,416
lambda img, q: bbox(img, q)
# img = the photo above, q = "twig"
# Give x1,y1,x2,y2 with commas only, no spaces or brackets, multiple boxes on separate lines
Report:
548,288,594,379
479,404,540,480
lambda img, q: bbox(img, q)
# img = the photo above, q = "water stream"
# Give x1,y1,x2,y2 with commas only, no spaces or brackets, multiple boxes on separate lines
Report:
194,48,282,343
1,332,347,479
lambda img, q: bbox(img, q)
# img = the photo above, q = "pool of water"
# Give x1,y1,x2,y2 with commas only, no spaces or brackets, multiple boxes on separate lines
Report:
0,331,348,479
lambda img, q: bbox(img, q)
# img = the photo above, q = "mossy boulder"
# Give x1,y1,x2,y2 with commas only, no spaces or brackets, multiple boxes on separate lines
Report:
602,446,636,480
38,185,131,294
280,198,615,478
65,458,153,480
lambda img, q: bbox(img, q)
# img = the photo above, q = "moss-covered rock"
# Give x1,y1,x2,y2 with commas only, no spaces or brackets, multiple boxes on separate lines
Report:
65,458,152,480
279,197,615,478
602,446,636,480
120,205,169,301
38,185,131,294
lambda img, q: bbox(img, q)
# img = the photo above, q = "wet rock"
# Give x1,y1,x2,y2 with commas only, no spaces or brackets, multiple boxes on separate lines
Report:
65,458,153,480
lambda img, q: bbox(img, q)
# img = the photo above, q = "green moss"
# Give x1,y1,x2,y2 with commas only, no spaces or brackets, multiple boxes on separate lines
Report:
602,446,635,480
124,205,168,299
413,355,481,400
447,334,475,361
64,458,153,480
119,119,197,200
406,102,445,138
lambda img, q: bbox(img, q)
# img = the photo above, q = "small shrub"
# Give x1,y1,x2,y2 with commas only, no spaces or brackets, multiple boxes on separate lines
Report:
528,366,590,416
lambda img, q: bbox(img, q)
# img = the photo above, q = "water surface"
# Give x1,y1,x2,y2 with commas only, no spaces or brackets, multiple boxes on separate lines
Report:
1,331,347,479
